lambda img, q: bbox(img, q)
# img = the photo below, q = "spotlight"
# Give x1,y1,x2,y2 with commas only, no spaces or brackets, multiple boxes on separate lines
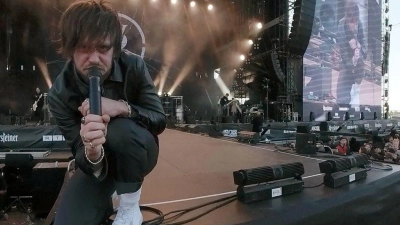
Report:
158,92,162,96
248,39,253,45
190,1,195,7
171,0,177,4
239,55,245,61
319,154,369,188
256,22,263,29
207,4,213,10
234,162,305,203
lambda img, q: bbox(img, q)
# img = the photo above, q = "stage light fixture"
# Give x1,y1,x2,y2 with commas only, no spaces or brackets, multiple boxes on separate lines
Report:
239,55,245,61
171,0,177,4
190,1,195,7
256,22,263,29
233,162,305,203
248,39,253,45
319,154,369,188
158,92,162,96
207,4,213,10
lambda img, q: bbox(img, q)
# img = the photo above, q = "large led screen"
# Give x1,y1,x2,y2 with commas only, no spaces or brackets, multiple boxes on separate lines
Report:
303,0,382,121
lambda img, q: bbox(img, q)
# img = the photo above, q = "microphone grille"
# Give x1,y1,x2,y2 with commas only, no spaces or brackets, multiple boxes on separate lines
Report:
87,67,102,78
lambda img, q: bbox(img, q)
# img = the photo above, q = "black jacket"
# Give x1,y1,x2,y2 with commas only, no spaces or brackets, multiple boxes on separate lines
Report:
48,50,166,178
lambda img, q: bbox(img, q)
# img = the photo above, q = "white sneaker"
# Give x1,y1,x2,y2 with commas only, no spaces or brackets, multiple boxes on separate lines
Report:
113,188,143,225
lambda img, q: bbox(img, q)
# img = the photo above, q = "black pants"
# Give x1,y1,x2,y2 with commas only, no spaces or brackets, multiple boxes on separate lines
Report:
337,62,364,105
54,118,159,225
34,108,44,123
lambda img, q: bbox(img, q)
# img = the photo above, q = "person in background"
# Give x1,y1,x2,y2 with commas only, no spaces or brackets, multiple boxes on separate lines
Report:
336,137,348,155
336,0,366,106
219,93,229,116
33,87,44,125
251,111,264,133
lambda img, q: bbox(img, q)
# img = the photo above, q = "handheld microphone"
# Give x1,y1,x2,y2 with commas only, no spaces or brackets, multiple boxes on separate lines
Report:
87,67,102,116
336,122,347,132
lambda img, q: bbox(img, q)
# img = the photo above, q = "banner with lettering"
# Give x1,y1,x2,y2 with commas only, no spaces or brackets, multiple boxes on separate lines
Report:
184,120,400,142
0,125,68,150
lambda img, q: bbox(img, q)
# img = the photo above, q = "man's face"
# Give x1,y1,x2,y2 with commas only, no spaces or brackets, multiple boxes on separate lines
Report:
73,37,114,81
347,17,358,32
36,88,40,93
340,139,347,145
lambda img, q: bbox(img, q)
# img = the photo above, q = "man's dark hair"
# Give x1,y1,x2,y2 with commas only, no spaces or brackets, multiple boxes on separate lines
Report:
58,0,122,58
320,3,334,21
345,1,359,22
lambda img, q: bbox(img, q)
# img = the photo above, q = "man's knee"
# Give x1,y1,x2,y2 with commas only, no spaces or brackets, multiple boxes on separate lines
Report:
105,118,152,153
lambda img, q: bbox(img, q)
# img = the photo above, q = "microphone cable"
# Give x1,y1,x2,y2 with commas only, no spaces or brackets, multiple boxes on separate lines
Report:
141,194,237,225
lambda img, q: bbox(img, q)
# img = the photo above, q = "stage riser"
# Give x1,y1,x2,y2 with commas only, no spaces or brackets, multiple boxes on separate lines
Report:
176,120,400,141
0,125,69,151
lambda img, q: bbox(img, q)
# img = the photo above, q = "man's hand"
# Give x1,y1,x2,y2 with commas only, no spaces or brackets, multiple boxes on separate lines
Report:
352,48,360,66
79,97,129,118
349,39,360,50
80,114,110,162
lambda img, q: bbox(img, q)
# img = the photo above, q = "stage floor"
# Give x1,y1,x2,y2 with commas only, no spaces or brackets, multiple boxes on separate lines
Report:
141,129,400,225
4,128,400,225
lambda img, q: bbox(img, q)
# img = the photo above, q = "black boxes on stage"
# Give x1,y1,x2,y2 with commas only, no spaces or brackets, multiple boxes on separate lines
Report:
233,162,305,204
236,131,259,144
319,154,369,188
323,168,368,188
237,179,304,204
319,154,369,174
234,162,304,186
31,162,68,216
295,133,317,155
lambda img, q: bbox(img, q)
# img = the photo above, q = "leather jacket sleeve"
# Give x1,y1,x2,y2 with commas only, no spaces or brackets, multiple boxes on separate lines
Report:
121,53,166,135
48,79,107,180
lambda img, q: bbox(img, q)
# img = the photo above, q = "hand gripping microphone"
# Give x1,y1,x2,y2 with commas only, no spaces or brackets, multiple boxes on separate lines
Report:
87,67,102,116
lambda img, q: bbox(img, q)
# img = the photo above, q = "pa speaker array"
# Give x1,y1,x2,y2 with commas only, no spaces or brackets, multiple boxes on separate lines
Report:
288,0,316,56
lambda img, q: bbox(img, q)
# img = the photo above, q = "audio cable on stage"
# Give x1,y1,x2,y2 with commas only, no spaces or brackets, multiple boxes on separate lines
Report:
366,160,393,171
141,194,237,225
303,182,324,189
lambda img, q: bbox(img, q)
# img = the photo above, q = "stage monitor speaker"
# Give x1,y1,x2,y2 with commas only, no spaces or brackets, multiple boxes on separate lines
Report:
31,163,68,216
296,133,317,154
319,122,329,132
0,114,12,125
222,116,233,123
309,111,315,121
5,154,33,168
327,112,332,121
288,0,316,56
297,125,308,134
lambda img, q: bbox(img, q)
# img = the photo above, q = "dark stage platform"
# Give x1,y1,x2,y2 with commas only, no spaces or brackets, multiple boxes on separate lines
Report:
2,128,400,225
140,129,400,225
